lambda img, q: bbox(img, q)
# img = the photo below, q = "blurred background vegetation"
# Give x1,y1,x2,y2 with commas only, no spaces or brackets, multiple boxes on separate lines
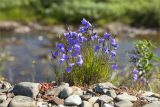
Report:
0,0,159,28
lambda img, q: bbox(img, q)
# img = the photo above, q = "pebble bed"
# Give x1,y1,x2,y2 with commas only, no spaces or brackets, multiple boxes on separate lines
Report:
0,81,160,107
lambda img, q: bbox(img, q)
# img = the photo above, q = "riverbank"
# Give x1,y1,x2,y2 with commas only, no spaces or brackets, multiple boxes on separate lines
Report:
0,21,159,38
0,81,160,107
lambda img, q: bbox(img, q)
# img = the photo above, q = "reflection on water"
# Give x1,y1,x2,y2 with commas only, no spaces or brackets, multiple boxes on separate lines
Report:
0,32,160,83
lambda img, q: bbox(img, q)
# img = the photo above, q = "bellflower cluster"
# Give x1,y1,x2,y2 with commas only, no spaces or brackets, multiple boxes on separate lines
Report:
129,40,156,82
52,18,118,73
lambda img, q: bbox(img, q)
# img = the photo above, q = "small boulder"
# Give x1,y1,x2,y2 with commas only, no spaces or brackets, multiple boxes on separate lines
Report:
115,100,133,107
12,82,39,99
94,82,116,94
98,95,113,103
0,98,12,107
81,94,93,101
106,90,117,98
88,97,99,104
102,103,114,107
142,101,160,107
82,101,93,107
0,94,7,103
59,87,73,99
64,95,82,106
116,93,137,102
9,95,36,107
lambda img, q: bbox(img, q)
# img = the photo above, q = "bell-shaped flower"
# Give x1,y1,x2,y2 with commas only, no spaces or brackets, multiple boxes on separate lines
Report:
112,64,118,70
104,33,111,39
80,36,87,43
72,51,79,57
79,27,87,33
61,54,69,60
132,74,138,81
81,18,92,28
110,50,116,57
133,69,138,75
103,48,109,54
110,38,118,47
59,58,65,64
66,63,75,73
64,32,70,38
56,43,65,53
77,55,83,66
98,38,105,44
52,51,58,57
91,35,98,41
74,44,81,52
94,45,101,52
67,45,72,52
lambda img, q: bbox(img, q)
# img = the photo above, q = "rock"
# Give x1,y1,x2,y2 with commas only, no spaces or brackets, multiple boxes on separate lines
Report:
64,95,82,106
9,95,36,107
81,94,93,101
0,98,12,107
14,26,30,33
94,82,116,94
144,96,159,102
0,81,12,90
72,86,83,96
49,97,64,105
141,91,160,102
87,89,96,96
88,97,99,104
0,21,20,31
94,103,99,107
142,101,160,107
12,82,39,99
0,89,8,93
102,103,114,107
0,94,7,103
46,84,67,97
57,105,65,107
81,101,93,107
60,82,69,87
37,101,48,107
98,95,113,103
115,100,133,107
116,93,137,102
106,90,117,98
59,87,73,99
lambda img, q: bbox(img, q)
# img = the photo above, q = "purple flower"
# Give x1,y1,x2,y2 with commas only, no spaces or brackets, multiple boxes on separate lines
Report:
103,48,109,54
104,33,111,39
77,55,83,66
72,51,79,57
59,58,65,64
110,38,118,47
98,38,105,44
133,69,138,74
79,27,87,33
52,51,58,57
74,44,81,52
64,32,70,38
94,45,101,52
67,45,72,52
91,35,98,41
112,64,118,70
80,36,87,43
132,74,138,81
81,18,92,28
66,63,75,73
110,50,116,58
61,54,69,60
56,43,65,53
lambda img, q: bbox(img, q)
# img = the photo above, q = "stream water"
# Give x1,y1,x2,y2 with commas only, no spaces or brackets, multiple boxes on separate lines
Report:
0,32,160,83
